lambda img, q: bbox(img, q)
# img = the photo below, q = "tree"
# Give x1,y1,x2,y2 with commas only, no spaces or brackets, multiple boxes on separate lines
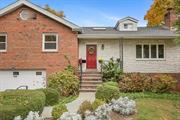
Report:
44,4,65,17
174,0,180,43
144,0,175,27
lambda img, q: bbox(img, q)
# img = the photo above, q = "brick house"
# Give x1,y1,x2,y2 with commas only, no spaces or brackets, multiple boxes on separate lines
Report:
0,0,179,91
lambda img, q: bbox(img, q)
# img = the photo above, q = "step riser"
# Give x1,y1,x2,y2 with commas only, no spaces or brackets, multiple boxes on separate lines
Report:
81,86,97,89
82,75,102,78
82,79,101,81
79,71,102,92
81,83,101,86
81,81,102,84
80,90,96,92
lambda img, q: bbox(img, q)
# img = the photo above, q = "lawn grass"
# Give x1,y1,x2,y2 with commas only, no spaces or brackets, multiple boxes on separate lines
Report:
134,98,180,120
117,92,180,120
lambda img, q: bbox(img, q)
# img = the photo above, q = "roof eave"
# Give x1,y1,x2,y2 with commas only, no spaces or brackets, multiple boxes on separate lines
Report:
78,34,177,39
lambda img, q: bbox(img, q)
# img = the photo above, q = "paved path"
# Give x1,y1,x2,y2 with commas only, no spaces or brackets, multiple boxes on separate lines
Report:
41,106,53,119
66,92,95,113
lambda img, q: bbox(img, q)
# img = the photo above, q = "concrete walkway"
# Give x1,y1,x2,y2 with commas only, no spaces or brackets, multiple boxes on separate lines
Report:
41,106,53,119
66,92,95,113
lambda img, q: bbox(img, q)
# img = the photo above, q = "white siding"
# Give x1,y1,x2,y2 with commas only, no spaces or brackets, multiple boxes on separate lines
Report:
79,39,122,71
123,39,180,73
117,20,138,31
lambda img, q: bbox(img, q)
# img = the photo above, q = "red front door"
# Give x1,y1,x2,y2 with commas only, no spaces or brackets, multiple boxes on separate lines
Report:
86,45,97,69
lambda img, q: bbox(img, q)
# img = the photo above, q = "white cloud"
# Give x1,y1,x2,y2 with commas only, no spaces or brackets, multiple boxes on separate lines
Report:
99,12,120,22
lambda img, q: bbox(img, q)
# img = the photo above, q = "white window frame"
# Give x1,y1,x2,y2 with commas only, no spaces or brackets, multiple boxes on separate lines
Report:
124,23,133,30
136,43,165,61
42,33,58,52
0,34,7,52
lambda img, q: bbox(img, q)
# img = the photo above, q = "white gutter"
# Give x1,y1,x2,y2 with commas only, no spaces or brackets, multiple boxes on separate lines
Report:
78,34,177,39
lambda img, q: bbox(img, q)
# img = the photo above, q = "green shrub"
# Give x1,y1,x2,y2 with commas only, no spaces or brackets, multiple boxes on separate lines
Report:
151,74,177,93
96,83,119,102
119,73,152,92
41,88,60,106
77,101,93,117
52,103,68,120
101,58,122,82
0,90,45,120
48,69,80,96
92,99,105,110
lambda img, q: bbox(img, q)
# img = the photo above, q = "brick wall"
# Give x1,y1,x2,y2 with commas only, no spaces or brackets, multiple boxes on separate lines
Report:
0,6,78,75
164,8,178,29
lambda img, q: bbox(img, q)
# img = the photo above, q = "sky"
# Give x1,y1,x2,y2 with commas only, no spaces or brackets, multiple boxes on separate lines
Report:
0,0,153,27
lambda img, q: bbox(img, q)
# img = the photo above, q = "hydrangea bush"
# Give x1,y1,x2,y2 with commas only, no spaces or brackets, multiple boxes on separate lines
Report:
84,104,112,120
14,111,43,120
59,112,82,120
110,97,136,116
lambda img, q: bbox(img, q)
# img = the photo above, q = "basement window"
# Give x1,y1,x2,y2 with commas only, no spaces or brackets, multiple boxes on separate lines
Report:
42,33,58,52
0,34,7,52
13,72,19,77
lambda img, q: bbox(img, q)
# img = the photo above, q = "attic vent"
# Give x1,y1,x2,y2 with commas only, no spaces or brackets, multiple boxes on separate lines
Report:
20,9,36,20
92,28,107,30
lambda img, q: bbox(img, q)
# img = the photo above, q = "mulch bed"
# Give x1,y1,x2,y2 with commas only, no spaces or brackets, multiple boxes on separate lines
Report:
111,111,134,120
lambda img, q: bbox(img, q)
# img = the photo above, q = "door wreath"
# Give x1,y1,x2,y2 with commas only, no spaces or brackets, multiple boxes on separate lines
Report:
88,47,95,55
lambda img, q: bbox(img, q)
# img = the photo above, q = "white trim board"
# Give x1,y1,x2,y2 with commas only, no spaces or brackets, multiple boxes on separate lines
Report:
0,0,81,32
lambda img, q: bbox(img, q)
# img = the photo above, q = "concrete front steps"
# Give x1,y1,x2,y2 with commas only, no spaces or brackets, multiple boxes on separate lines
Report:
80,70,102,92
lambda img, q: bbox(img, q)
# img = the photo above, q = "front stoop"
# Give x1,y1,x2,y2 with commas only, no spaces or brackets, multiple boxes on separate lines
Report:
79,70,102,92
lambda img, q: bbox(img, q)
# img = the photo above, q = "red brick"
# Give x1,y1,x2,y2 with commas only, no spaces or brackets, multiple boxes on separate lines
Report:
0,6,78,76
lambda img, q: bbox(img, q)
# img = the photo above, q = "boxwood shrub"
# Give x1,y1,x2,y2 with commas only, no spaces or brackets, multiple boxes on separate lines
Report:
41,88,60,106
0,90,45,120
96,82,119,102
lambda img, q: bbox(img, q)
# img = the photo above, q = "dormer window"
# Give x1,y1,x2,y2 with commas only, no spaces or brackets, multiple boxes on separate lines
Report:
115,17,138,31
124,23,133,30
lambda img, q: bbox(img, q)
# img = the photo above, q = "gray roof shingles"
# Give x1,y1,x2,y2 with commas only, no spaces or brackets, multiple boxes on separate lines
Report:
80,27,177,38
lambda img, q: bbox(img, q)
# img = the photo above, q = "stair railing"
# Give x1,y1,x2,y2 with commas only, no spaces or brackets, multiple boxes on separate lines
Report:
79,58,86,84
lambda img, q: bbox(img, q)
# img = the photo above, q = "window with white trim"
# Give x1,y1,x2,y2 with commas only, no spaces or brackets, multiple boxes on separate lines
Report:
124,23,133,30
136,44,165,59
43,33,58,52
0,34,7,52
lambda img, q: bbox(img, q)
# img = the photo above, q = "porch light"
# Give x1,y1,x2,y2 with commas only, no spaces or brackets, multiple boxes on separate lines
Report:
101,44,104,50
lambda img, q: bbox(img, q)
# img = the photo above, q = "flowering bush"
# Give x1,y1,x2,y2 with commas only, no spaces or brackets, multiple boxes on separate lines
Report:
59,112,82,120
14,111,43,120
84,104,111,120
110,97,136,116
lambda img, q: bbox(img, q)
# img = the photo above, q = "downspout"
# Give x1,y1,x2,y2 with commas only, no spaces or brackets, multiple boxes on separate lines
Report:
119,38,124,71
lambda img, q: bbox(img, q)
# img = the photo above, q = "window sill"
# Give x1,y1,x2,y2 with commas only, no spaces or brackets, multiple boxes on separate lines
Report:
42,50,58,53
0,50,7,53
136,58,166,61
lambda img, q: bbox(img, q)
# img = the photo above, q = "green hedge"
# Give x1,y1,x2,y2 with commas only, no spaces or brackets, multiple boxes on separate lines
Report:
41,88,60,106
0,90,46,120
96,82,119,102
